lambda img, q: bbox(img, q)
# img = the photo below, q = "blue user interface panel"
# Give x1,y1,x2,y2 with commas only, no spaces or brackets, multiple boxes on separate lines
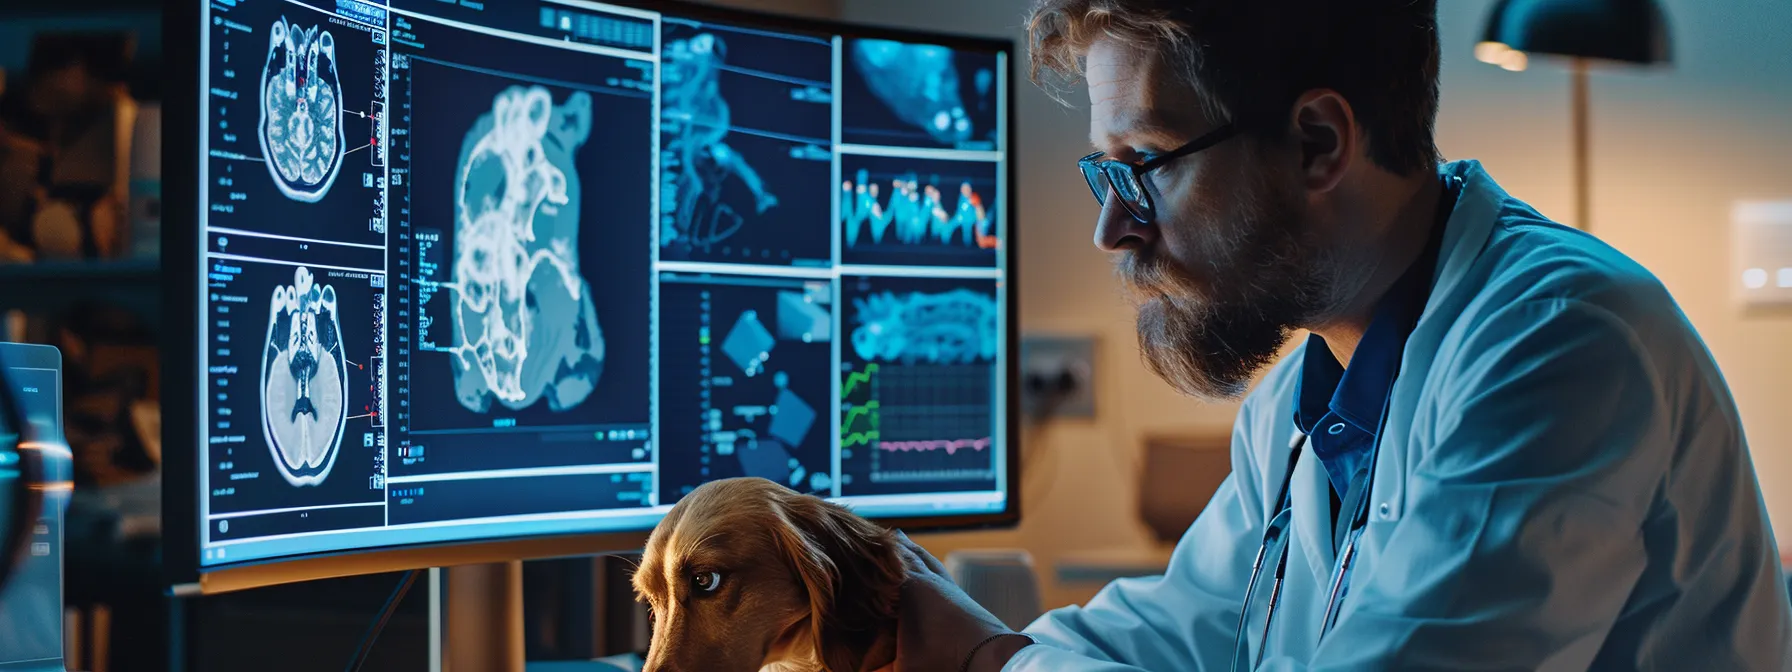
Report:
194,0,1007,566
0,344,64,671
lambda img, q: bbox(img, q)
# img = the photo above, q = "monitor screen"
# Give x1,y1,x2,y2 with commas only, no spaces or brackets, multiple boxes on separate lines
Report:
186,0,1011,569
0,343,64,671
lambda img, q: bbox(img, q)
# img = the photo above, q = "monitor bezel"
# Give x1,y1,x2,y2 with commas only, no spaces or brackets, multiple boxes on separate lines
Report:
163,0,1021,594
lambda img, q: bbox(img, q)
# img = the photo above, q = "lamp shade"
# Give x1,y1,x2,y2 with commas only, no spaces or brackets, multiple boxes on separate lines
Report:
1480,0,1672,65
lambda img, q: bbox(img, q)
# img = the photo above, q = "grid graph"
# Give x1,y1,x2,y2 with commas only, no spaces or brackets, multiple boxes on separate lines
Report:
868,363,994,482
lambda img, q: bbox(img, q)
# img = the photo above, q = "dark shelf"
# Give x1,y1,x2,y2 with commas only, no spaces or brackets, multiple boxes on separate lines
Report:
0,258,163,328
0,259,160,285
0,0,159,17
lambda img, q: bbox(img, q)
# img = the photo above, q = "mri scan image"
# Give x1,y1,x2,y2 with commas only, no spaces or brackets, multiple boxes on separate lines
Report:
260,17,345,203
846,39,997,149
448,85,607,414
262,266,348,487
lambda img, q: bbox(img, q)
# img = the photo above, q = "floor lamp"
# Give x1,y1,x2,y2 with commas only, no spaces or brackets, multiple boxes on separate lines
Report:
1474,0,1673,232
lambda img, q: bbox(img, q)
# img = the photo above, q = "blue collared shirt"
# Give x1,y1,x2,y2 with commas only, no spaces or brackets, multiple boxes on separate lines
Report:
1294,177,1457,502
1294,319,1405,499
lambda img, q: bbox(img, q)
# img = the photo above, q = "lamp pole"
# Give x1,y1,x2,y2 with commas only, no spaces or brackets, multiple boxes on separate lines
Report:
1479,0,1673,231
1571,57,1592,232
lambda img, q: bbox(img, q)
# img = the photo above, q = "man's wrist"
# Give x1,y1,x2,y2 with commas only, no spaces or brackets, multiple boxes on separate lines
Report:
964,632,1036,672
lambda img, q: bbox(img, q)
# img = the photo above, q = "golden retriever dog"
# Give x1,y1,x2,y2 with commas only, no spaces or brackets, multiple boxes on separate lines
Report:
633,477,903,672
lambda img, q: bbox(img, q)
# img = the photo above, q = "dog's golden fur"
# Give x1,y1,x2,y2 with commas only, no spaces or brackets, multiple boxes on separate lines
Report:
633,477,904,672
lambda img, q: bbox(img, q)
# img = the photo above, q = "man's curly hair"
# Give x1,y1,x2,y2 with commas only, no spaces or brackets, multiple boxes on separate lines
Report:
1025,0,1443,176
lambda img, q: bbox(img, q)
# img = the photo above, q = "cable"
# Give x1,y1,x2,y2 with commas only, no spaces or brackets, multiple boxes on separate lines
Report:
344,569,422,672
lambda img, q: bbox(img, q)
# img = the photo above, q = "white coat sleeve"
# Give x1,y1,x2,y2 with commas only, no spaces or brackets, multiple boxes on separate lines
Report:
1002,392,1276,672
1263,298,1665,672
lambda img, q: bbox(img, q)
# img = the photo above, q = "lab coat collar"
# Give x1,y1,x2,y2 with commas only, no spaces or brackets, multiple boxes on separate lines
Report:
1295,161,1488,438
1363,160,1507,526
1427,160,1504,318
1291,160,1496,580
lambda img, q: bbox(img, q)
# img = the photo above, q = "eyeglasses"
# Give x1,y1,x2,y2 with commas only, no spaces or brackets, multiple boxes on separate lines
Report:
1078,123,1238,224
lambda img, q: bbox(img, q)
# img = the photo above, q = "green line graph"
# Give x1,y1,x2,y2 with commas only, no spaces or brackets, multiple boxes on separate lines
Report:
841,363,880,398
841,400,880,447
842,364,882,447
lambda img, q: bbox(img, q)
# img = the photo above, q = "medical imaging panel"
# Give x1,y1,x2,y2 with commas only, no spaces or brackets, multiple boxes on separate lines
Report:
658,18,834,266
207,0,390,247
839,275,999,496
658,274,836,500
262,266,350,487
262,17,345,202
444,86,603,415
205,256,388,541
194,0,1015,567
840,154,999,268
387,12,654,483
841,38,1000,151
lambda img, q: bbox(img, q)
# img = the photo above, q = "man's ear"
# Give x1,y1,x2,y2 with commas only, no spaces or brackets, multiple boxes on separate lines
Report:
1289,89,1356,194
772,494,904,671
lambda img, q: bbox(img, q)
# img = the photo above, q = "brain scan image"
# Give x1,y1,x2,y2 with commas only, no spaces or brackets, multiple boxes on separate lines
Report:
262,266,349,487
260,17,345,203
447,85,606,414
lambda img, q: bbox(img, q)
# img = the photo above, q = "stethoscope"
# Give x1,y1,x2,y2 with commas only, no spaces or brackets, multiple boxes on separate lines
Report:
1225,174,1461,671
1227,430,1378,672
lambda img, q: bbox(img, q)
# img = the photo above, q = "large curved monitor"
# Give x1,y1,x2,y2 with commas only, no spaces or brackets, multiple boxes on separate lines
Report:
164,0,1015,593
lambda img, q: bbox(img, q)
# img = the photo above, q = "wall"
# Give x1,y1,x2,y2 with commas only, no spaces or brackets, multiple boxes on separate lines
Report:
1437,0,1792,547
840,0,1792,609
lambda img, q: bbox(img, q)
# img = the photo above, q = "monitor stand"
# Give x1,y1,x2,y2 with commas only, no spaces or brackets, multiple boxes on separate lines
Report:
432,561,645,672
436,563,524,672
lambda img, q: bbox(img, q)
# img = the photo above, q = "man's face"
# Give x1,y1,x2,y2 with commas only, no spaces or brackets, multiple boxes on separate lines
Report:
1085,39,1333,399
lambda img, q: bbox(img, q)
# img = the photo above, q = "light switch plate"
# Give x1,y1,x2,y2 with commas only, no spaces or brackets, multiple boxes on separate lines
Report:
1020,334,1096,419
1733,200,1792,311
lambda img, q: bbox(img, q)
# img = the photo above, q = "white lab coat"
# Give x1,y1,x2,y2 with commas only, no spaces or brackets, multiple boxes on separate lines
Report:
1006,160,1792,671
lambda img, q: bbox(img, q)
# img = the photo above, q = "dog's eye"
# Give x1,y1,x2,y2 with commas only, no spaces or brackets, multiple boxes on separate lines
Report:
692,571,723,593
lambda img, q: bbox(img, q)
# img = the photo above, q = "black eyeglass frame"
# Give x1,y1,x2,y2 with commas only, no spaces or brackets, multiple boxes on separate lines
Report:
1078,122,1239,224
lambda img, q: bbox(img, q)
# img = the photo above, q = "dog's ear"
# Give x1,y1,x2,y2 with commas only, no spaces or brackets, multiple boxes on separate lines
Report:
770,492,904,671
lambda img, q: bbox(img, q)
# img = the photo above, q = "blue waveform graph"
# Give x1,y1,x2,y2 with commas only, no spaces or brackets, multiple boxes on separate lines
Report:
842,168,996,249
839,154,999,269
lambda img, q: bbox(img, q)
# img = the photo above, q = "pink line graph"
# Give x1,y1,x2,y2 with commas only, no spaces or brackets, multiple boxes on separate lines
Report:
877,437,992,455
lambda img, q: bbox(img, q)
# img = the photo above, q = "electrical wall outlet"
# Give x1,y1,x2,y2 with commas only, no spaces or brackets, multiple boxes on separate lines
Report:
1733,200,1792,311
1020,334,1096,419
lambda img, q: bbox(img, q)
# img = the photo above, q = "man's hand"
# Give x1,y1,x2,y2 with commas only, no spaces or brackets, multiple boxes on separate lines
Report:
889,532,1034,672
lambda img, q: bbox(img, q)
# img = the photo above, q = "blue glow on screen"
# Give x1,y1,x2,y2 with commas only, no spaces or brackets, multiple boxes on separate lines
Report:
193,0,1008,567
